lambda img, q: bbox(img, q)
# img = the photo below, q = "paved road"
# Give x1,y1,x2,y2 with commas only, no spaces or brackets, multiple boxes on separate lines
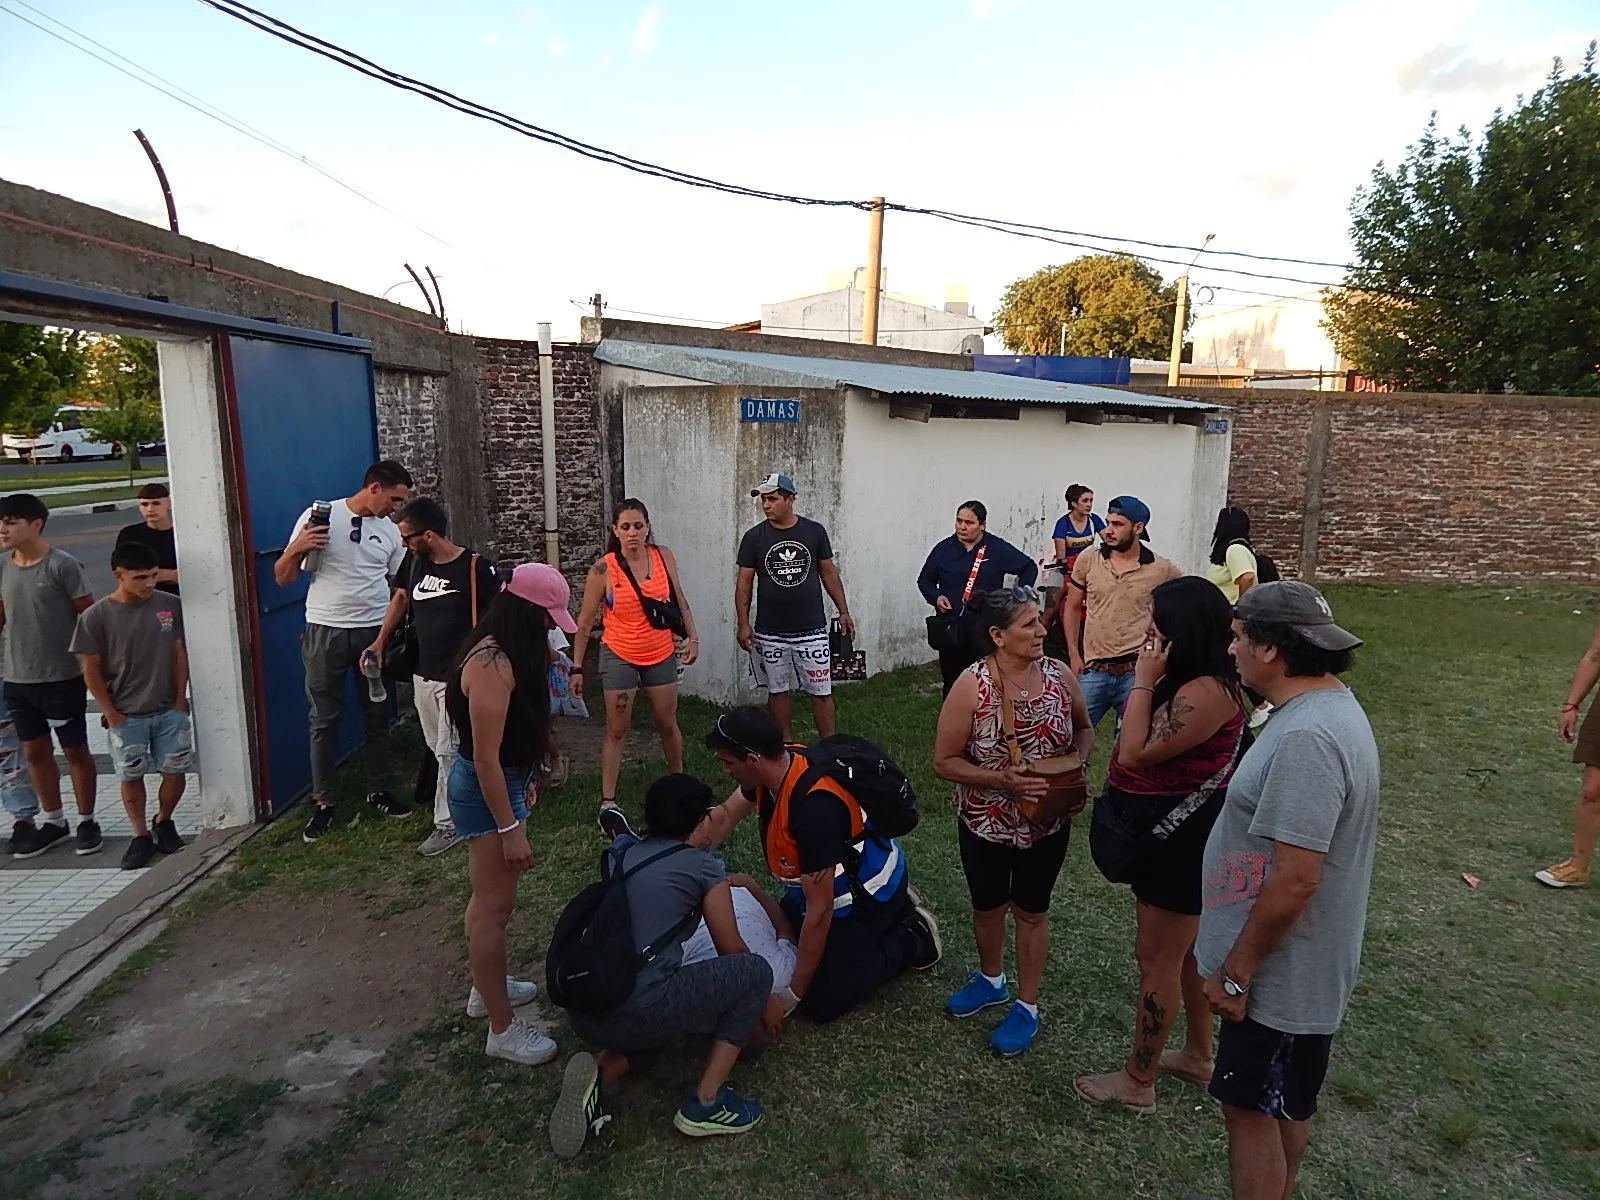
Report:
0,451,166,479
40,508,132,598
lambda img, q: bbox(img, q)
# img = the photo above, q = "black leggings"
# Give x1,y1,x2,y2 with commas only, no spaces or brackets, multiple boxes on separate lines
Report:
957,818,1071,913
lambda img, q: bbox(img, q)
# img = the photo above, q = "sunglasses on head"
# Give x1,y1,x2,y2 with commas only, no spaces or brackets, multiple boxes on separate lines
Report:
985,585,1042,606
715,714,759,760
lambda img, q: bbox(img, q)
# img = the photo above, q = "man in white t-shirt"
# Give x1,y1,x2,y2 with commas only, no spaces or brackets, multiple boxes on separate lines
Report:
274,460,412,842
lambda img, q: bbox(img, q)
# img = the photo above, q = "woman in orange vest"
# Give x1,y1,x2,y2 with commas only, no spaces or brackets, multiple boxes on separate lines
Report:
571,499,699,834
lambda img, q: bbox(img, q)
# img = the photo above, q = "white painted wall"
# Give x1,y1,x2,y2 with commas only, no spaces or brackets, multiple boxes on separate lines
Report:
157,338,257,829
761,289,986,354
1190,291,1341,383
620,378,1231,702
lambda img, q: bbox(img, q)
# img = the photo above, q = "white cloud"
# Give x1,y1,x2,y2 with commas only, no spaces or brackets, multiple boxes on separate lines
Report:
633,5,660,55
1238,166,1302,203
1395,44,1550,95
546,37,568,56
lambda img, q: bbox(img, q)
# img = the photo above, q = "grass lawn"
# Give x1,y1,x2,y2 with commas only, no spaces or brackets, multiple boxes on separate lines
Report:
13,583,1600,1199
0,464,167,492
40,484,146,509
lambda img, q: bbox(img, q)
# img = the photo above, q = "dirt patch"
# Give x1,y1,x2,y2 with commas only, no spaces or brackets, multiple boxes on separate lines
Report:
2,891,467,1198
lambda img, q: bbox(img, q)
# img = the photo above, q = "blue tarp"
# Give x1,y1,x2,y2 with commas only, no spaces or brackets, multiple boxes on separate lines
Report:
973,354,1131,386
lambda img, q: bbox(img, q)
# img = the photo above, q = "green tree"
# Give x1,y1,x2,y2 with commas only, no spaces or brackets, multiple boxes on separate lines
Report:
80,335,164,473
1325,48,1600,394
0,323,87,439
993,254,1185,358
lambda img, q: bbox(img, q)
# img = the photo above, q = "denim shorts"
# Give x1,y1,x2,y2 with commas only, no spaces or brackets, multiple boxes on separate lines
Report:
446,758,535,839
108,708,194,782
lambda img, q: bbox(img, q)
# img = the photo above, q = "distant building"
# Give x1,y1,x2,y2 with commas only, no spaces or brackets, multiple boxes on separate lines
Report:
755,279,988,354
1186,290,1348,390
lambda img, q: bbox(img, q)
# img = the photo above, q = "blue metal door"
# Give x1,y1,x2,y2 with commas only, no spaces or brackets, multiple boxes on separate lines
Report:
225,334,378,813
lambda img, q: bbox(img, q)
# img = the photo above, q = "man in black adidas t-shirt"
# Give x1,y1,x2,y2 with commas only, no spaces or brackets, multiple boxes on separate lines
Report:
370,497,496,856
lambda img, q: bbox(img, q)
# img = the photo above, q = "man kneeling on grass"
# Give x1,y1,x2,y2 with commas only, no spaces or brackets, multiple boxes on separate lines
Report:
1196,582,1379,1200
71,542,192,869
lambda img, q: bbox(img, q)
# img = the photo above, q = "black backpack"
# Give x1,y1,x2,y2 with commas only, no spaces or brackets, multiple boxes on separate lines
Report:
544,842,697,1014
793,734,919,841
1230,538,1281,584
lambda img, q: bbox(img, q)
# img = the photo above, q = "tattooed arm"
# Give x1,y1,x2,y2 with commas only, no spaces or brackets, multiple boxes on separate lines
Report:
1116,678,1239,770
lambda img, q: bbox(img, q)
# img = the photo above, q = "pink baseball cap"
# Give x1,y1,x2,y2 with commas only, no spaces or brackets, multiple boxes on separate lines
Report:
506,563,578,633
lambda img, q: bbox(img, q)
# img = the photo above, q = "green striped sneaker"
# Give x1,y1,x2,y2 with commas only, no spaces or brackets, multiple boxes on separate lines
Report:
549,1053,611,1159
672,1085,762,1138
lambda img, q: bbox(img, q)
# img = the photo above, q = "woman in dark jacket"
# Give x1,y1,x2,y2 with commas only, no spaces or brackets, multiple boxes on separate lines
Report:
918,501,1038,696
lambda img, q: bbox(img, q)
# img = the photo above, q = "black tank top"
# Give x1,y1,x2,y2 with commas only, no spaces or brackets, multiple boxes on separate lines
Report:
447,641,543,769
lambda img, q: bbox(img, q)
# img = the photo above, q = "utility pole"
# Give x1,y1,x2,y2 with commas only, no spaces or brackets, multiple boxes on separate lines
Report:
1167,233,1215,386
590,293,604,319
1059,323,1068,357
861,197,885,346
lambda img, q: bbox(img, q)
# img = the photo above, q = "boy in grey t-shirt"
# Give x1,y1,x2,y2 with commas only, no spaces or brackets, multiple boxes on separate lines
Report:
0,492,97,858
71,541,192,870
1196,582,1379,1200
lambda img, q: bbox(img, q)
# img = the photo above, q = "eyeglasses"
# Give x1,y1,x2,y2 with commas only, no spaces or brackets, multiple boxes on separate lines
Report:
714,714,758,760
349,514,364,544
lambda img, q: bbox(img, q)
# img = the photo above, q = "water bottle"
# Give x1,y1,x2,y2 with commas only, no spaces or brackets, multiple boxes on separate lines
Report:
301,501,333,574
361,651,387,703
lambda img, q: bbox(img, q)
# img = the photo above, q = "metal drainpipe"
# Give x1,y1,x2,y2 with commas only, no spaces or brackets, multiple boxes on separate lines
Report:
537,323,560,569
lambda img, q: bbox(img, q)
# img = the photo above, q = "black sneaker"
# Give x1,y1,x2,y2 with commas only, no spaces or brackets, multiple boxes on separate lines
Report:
153,819,185,854
302,805,336,843
597,805,635,842
121,835,156,870
904,885,943,970
6,820,35,858
15,820,68,860
75,819,104,856
367,791,411,817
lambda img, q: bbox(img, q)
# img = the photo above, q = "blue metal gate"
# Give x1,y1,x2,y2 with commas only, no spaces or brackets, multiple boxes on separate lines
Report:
224,335,379,813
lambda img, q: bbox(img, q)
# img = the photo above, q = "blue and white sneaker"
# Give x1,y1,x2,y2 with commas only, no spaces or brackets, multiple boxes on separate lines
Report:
945,972,1010,1019
673,1085,762,1137
990,1001,1040,1057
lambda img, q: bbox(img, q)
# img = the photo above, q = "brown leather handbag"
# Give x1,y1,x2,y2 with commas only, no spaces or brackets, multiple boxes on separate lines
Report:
991,656,1088,825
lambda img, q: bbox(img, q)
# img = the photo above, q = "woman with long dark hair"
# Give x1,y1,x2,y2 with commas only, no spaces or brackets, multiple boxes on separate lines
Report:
571,499,698,836
1074,576,1247,1113
446,563,568,1067
934,586,1093,1058
1206,506,1259,604
917,501,1037,697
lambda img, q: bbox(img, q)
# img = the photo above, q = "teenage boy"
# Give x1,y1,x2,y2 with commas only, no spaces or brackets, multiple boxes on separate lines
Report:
0,493,98,857
1197,582,1380,1200
702,706,941,1024
735,473,854,741
115,482,180,595
368,496,497,857
275,461,412,843
71,542,192,870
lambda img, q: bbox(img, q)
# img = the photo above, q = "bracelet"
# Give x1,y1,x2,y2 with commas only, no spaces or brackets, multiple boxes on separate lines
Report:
1561,703,1579,712
569,667,583,674
1130,685,1155,695
496,820,521,834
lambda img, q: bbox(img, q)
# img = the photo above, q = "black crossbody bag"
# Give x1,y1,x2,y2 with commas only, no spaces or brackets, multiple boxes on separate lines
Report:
614,548,689,638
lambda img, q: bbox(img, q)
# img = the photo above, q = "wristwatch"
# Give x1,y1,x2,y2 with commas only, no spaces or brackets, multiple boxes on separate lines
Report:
1222,974,1251,997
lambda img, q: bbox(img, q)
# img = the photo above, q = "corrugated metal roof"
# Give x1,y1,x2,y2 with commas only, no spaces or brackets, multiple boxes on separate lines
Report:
593,340,1219,411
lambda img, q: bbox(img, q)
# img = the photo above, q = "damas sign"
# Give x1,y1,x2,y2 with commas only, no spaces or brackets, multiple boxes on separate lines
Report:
739,398,801,423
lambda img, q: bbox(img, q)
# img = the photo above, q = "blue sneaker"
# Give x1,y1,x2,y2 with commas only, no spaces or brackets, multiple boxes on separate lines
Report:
945,972,1010,1019
990,1001,1040,1057
673,1085,762,1138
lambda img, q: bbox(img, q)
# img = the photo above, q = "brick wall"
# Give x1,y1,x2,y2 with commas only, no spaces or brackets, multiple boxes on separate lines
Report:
374,368,444,496
1138,386,1600,582
475,339,604,584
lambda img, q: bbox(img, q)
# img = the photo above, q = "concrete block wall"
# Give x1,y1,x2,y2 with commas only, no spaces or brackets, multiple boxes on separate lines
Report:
1130,385,1600,582
475,339,605,583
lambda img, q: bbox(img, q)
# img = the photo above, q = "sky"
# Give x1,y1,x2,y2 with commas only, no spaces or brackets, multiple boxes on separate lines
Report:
1,0,1596,341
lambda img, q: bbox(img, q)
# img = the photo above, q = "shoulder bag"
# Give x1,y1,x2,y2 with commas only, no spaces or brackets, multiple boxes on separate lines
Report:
992,655,1088,825
926,544,987,653
1089,705,1249,884
381,556,421,682
614,548,689,638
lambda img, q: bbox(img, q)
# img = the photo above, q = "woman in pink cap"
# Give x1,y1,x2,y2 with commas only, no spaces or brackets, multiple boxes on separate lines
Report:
445,562,577,1069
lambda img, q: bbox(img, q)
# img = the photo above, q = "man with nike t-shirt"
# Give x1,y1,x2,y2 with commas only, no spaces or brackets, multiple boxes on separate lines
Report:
736,473,855,740
369,496,497,856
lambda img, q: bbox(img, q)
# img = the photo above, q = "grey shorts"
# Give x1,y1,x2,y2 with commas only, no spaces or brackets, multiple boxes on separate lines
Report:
598,644,678,692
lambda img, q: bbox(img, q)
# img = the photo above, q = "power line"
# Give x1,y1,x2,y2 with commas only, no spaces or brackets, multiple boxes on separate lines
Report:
0,0,479,269
188,0,1381,295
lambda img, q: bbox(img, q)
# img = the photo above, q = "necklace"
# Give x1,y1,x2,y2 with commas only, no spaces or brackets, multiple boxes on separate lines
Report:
997,660,1039,699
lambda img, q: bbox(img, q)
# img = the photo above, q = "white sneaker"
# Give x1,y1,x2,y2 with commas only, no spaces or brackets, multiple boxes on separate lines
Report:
466,977,538,1018
485,1017,558,1066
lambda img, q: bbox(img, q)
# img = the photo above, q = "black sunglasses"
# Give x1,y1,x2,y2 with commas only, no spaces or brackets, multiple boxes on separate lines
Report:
349,514,363,543
714,714,759,760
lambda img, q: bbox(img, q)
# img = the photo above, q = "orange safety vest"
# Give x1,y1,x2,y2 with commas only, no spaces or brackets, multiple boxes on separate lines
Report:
761,747,866,881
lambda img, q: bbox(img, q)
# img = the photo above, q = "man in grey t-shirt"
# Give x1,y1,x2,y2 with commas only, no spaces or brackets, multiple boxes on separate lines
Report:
1196,581,1379,1200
